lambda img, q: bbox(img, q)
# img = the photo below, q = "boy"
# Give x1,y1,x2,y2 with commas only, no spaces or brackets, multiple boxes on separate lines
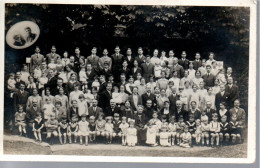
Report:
180,125,191,148
229,114,242,144
219,115,230,146
45,114,59,145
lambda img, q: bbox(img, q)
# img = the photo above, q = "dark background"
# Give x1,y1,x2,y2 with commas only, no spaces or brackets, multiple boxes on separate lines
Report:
4,4,249,117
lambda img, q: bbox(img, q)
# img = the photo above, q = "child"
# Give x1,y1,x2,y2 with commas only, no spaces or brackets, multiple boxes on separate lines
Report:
79,67,87,83
180,126,192,148
219,115,230,146
200,110,209,122
113,113,122,139
160,115,169,129
209,113,221,147
119,116,129,146
33,66,42,79
92,76,100,91
194,119,202,145
218,102,229,122
88,116,96,143
168,116,178,146
62,51,70,67
159,126,171,147
154,62,162,79
126,120,137,147
201,118,210,146
105,116,114,144
77,94,88,117
67,116,79,144
186,114,196,146
145,120,158,147
14,105,27,136
149,112,162,141
43,97,55,121
78,114,89,145
95,112,106,137
7,73,17,94
176,116,186,145
45,114,59,144
32,113,44,142
229,114,242,144
38,72,48,91
58,117,68,144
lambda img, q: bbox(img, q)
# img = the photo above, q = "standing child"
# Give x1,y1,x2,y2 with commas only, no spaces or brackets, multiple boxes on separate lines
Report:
194,119,202,145
180,126,192,148
79,67,87,83
229,114,242,145
92,76,100,91
95,112,106,137
154,62,162,79
14,105,27,136
88,116,96,143
77,94,88,117
58,117,68,144
32,113,44,142
186,115,196,146
126,120,137,147
159,126,171,147
67,116,79,144
176,116,186,145
145,120,158,147
209,113,221,147
105,116,114,144
78,114,89,145
201,118,210,146
168,116,178,146
119,116,129,146
219,115,230,146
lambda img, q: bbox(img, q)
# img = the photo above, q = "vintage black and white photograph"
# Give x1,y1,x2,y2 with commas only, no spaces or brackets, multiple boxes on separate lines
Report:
1,0,257,162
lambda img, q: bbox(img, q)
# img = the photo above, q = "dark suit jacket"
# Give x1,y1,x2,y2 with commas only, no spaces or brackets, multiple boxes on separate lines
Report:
68,107,79,122
99,69,112,80
13,90,30,111
51,84,67,96
202,73,216,88
144,107,156,119
131,67,142,79
141,93,156,108
105,106,121,117
133,113,147,129
119,68,131,79
215,91,230,110
178,58,190,70
88,106,103,119
98,82,107,94
15,79,25,89
135,56,146,67
169,64,184,78
225,84,239,103
26,106,41,123
98,90,112,110
204,108,216,121
229,108,246,126
86,55,100,72
192,59,202,70
30,53,45,73
141,63,154,82
188,109,201,120
111,54,124,70
168,94,179,114
86,69,97,83
128,94,143,111
175,108,189,121
124,56,135,70
46,76,58,89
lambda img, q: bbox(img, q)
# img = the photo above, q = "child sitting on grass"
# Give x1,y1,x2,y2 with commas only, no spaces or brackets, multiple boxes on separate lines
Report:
201,118,210,147
159,126,171,147
45,114,59,145
176,116,186,145
194,119,202,146
219,115,230,146
14,105,27,137
229,114,242,145
209,113,220,147
95,112,106,138
145,120,158,147
88,116,96,143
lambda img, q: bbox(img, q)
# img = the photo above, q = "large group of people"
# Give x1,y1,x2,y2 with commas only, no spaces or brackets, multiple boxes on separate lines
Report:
6,45,246,148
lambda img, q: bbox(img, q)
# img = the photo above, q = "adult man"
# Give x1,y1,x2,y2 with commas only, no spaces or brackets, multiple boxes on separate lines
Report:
141,56,154,82
135,47,146,66
225,77,239,106
88,99,103,119
73,47,84,64
86,64,97,86
175,100,189,121
46,69,57,89
150,49,160,66
204,101,216,121
143,99,155,119
111,46,124,83
26,99,41,136
229,99,246,127
13,82,29,112
215,84,230,111
225,67,236,82
24,27,36,43
51,78,67,96
178,51,189,70
46,45,60,64
124,48,134,70
105,99,121,117
169,57,184,78
141,85,156,108
188,101,201,120
30,46,45,73
202,65,216,88
98,82,113,110
193,52,202,70
99,49,112,71
128,86,142,111
86,47,100,72
168,87,179,115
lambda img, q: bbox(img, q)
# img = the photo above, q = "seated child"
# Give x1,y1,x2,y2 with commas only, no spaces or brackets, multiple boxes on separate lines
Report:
45,114,59,144
95,112,106,137
219,115,230,146
58,117,68,144
145,120,158,147
38,72,48,91
126,120,137,147
200,110,208,122
67,116,79,144
119,116,129,146
159,126,171,147
79,67,87,82
160,115,169,129
229,114,242,144
43,97,55,121
105,116,114,144
209,113,221,147
168,116,178,146
7,73,18,96
186,114,196,145
201,118,210,146
194,119,202,145
78,114,89,145
113,113,122,138
32,112,44,142
176,116,186,145
149,112,162,142
33,66,42,79
14,105,27,136
180,125,192,148
88,116,96,143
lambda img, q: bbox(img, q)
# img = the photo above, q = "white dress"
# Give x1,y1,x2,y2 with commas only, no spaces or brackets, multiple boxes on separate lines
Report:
160,132,171,146
78,120,89,136
146,126,157,145
126,128,137,144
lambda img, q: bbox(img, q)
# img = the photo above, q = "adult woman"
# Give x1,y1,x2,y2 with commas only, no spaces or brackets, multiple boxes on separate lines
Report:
66,72,78,95
26,76,37,95
202,87,216,110
125,76,136,94
191,70,203,88
27,88,42,109
42,87,55,106
156,89,169,111
54,87,69,111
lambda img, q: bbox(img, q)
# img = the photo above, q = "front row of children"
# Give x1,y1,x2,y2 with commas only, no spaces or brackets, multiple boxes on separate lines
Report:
15,106,243,148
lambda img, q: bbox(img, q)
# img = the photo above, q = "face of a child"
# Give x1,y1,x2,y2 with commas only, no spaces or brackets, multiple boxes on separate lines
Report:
72,101,77,107
179,119,184,123
82,117,86,121
114,116,119,121
203,120,208,124
220,104,225,109
196,121,200,126
213,117,217,122
18,107,23,113
170,119,175,124
98,115,103,120
47,99,51,104
184,128,189,133
137,73,141,79
189,118,194,123
130,124,134,128
122,119,126,124
152,113,158,119
221,117,227,123
10,75,15,79
231,116,237,122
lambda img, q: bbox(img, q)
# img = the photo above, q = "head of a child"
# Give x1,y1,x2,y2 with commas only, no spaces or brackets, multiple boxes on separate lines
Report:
152,112,158,119
212,113,218,122
55,101,62,109
148,120,153,128
46,97,51,104
221,115,227,123
161,115,167,123
129,121,135,128
136,73,142,80
81,115,86,122
72,100,78,108
189,115,195,123
89,116,95,124
9,73,15,80
203,118,208,125
36,112,42,120
220,102,226,110
72,116,78,123
122,117,127,124
170,116,175,124
98,112,104,120
114,113,120,121
61,118,67,124
18,105,23,113
79,94,85,102
179,116,184,123
201,110,206,116
50,114,56,120
106,117,112,123
231,115,237,122
195,119,201,126
184,126,189,133
161,127,167,132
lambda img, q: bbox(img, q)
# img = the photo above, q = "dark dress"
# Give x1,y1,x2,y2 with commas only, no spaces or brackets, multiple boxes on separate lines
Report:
33,119,44,130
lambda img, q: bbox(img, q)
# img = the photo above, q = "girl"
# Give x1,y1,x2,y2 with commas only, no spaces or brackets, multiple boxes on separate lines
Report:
219,115,230,146
62,51,70,67
168,116,178,146
79,66,87,83
95,113,106,137
201,118,210,146
209,113,221,147
92,76,100,91
14,105,27,136
119,116,129,146
218,102,230,122
77,94,88,117
88,116,97,143
229,114,242,144
38,72,48,93
149,112,162,135
194,119,202,145
105,116,114,144
145,120,158,146
58,117,68,144
159,126,171,147
176,116,186,145
7,73,17,93
43,97,55,121
78,114,89,145
180,126,192,148
32,112,44,142
160,115,169,129
134,72,142,86
126,120,137,147
154,62,162,79
67,116,79,144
